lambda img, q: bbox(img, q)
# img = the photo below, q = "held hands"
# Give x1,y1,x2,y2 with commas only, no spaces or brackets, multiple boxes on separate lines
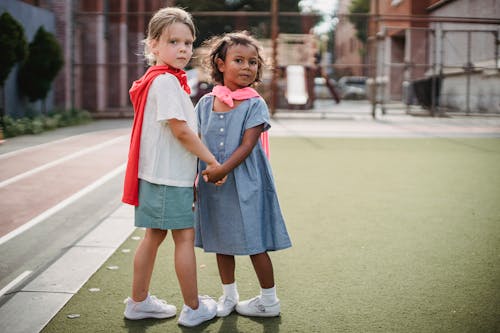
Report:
202,162,227,185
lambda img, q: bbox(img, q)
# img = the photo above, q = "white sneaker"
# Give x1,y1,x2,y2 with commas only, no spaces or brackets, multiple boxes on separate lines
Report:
123,294,176,320
177,295,217,327
236,296,280,317
216,295,239,317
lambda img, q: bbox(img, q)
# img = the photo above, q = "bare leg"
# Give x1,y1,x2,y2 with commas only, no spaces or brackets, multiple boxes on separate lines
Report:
132,228,167,301
172,228,199,309
250,252,275,289
216,254,236,284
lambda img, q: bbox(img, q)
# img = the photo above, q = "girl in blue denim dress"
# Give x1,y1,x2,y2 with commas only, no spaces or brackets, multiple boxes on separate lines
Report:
195,31,291,318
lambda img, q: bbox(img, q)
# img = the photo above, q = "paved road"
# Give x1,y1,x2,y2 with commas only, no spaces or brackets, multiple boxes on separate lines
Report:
0,120,131,304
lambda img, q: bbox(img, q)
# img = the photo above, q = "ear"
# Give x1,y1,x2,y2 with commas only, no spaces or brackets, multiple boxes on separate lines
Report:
149,39,159,55
216,58,225,72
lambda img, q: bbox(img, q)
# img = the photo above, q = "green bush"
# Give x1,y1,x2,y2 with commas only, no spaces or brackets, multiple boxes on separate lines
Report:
30,117,44,134
43,115,59,130
3,116,23,137
3,108,92,138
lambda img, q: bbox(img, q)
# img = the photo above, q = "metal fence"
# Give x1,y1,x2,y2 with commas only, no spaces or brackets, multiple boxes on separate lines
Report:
367,23,499,117
70,6,500,117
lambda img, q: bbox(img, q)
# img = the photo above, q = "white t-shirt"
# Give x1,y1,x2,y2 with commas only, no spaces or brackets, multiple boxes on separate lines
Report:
138,73,197,187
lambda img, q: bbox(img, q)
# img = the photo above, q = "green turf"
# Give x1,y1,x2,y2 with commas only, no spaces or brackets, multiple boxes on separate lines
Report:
42,138,500,333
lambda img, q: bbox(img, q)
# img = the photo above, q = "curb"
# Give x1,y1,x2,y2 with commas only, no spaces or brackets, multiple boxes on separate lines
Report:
0,204,135,333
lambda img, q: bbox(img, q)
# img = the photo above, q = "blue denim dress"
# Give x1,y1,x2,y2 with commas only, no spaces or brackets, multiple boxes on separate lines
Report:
194,95,292,255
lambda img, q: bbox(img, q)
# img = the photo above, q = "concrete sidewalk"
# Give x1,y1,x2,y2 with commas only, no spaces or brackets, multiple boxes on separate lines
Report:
271,101,500,138
0,106,499,332
0,205,135,333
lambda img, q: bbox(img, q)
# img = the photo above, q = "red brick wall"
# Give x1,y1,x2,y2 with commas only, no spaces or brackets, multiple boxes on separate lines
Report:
335,0,365,77
50,1,68,109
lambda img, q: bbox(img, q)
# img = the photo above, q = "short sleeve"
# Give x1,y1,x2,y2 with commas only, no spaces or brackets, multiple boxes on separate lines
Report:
195,95,211,135
151,74,187,122
244,98,271,132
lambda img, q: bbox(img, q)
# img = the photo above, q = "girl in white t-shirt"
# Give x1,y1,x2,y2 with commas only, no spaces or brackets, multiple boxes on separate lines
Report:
122,7,223,327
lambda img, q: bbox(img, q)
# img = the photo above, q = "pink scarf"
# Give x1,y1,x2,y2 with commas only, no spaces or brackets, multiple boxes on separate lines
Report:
210,85,270,159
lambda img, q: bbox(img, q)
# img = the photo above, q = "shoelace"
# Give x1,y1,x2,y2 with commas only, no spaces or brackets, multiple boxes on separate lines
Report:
199,295,213,300
149,295,167,304
148,295,170,312
249,296,266,312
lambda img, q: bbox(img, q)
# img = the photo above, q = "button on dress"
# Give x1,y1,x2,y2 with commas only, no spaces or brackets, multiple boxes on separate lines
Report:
194,95,292,255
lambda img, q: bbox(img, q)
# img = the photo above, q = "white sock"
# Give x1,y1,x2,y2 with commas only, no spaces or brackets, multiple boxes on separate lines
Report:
260,286,278,305
222,282,239,300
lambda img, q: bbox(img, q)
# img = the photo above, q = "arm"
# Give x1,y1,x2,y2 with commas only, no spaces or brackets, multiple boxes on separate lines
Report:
202,124,264,183
168,118,218,167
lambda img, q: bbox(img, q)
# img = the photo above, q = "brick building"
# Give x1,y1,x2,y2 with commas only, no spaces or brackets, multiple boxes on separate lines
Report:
10,0,319,116
334,0,366,77
12,0,173,117
367,0,499,113
369,0,434,101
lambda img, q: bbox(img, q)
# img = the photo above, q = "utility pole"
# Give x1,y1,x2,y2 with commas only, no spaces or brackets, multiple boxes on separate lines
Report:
371,0,380,119
270,0,279,115
70,0,75,112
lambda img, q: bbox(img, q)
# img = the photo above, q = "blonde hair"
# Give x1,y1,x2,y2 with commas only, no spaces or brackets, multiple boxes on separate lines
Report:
143,7,195,66
202,31,264,86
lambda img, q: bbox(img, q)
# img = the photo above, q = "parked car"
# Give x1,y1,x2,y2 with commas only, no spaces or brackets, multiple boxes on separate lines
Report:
338,76,367,100
314,77,338,99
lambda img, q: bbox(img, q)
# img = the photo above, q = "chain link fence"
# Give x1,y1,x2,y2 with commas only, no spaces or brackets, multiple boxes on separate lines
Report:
71,5,500,117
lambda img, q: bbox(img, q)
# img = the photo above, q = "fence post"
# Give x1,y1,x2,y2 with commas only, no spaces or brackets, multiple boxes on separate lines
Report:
270,0,279,116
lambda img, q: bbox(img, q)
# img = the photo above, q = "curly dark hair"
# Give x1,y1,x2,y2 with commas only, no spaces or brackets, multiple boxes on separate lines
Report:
202,31,265,86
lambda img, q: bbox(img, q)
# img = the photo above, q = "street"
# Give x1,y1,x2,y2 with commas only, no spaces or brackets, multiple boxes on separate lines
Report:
0,120,131,301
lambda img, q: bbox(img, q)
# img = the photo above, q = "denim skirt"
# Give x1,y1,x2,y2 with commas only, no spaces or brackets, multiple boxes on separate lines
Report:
135,179,194,230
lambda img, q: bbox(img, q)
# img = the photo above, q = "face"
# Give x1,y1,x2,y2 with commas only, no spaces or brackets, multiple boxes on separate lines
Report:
217,44,259,90
150,22,193,69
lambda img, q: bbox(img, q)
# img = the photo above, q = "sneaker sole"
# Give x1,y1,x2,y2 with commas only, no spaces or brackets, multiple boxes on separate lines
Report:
235,306,280,317
216,308,235,317
124,311,176,320
177,313,217,327
216,303,237,317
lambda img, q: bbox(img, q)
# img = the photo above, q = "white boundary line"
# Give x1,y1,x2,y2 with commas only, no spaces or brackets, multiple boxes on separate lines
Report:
0,164,126,246
0,132,93,160
0,135,128,189
0,270,32,297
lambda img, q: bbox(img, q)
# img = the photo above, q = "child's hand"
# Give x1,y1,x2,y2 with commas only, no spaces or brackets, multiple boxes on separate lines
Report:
214,175,227,186
202,164,227,185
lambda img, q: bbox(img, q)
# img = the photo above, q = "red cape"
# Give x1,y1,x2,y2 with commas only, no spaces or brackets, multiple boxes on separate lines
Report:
122,65,190,206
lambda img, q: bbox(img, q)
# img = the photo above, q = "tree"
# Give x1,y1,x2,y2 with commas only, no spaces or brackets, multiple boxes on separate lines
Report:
348,0,370,44
0,12,27,86
0,12,28,129
18,26,63,113
176,0,308,47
